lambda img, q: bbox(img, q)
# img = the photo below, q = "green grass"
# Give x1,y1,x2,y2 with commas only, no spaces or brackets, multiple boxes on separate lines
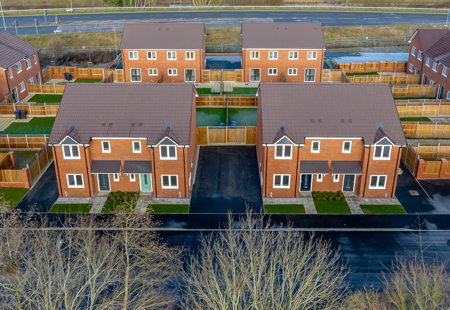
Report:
196,107,257,126
74,78,102,83
196,87,258,95
13,151,38,168
101,200,136,213
0,187,28,210
29,94,62,103
147,204,190,214
400,116,432,122
360,204,407,214
394,96,435,100
50,204,92,213
314,200,351,214
2,117,56,135
346,72,379,76
264,204,306,214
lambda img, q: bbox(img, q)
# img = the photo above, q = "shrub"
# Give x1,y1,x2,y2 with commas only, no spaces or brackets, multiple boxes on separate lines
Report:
107,191,140,203
312,191,344,201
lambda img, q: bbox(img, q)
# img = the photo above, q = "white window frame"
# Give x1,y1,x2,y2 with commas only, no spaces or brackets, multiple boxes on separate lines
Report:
268,51,278,60
447,91,450,100
101,141,111,153
147,51,157,60
148,68,158,76
316,174,323,182
28,77,34,84
19,82,25,93
373,145,391,160
268,68,278,76
132,141,141,153
333,174,340,182
304,68,316,82
311,141,320,153
62,145,80,159
369,175,387,189
16,62,22,73
113,173,120,182
288,68,297,76
167,51,177,60
307,51,317,60
129,174,136,182
430,80,435,86
8,68,13,79
66,174,84,188
249,68,261,82
130,68,141,82
443,66,448,77
185,51,195,60
128,51,138,60
168,68,178,76
26,58,31,70
288,51,298,60
432,62,438,72
34,54,37,64
273,174,290,189
409,63,413,72
184,69,196,82
250,51,260,60
425,57,430,67
411,46,416,56
418,51,423,61
160,145,177,160
342,141,352,154
161,175,178,189
274,144,292,159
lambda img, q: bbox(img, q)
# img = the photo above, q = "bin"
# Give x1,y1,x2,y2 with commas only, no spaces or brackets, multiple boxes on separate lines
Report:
64,72,72,81
19,110,27,119
14,110,21,119
230,121,237,127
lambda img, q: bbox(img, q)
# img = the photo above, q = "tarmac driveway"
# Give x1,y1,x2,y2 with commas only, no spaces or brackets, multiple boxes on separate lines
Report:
189,146,263,213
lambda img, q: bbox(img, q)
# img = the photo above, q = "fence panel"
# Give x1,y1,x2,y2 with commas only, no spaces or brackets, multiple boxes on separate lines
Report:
0,135,48,149
208,127,226,144
28,84,42,93
196,127,208,145
246,126,257,144
423,160,442,174
0,169,24,183
227,127,246,144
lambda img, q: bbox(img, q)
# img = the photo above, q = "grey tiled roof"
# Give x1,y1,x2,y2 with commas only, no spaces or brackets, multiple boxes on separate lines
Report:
119,23,205,50
0,31,40,69
299,161,329,174
91,160,121,174
259,83,406,145
331,161,362,175
123,160,152,174
48,83,195,145
241,22,326,49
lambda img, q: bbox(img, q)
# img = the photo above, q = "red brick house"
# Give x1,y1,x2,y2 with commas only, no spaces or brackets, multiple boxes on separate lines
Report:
241,23,325,83
256,83,406,198
0,32,41,103
407,29,450,99
48,83,197,198
120,23,205,83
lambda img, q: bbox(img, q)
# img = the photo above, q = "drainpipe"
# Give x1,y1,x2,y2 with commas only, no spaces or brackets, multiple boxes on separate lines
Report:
362,145,371,197
264,145,268,197
52,145,63,197
182,146,187,198
151,145,158,197
83,145,92,196
391,147,402,198
294,144,300,197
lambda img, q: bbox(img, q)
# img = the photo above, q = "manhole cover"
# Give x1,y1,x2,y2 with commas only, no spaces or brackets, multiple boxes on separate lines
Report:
409,190,419,196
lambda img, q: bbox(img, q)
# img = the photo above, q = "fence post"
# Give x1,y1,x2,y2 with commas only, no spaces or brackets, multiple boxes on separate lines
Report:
434,122,438,136
437,100,441,115
6,134,10,149
28,102,31,116
245,126,247,144
45,144,49,162
206,127,209,145
405,100,408,117
27,163,32,186
437,142,440,158
35,152,41,173
53,83,56,94
416,122,419,136
25,134,29,149
44,103,47,115
421,101,424,116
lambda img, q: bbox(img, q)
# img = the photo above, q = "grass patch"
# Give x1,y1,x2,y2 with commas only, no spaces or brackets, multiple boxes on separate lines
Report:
2,117,56,135
400,116,432,122
196,107,257,126
101,191,139,213
196,87,258,95
360,204,407,214
394,96,435,100
74,78,102,83
346,72,379,76
206,27,241,46
264,204,305,214
13,151,38,169
0,187,28,211
314,200,351,214
50,204,92,213
147,204,189,214
29,94,62,103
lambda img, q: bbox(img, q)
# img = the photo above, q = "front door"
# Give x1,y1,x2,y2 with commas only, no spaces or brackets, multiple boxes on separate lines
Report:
343,175,355,192
422,74,427,84
140,173,152,192
437,85,444,99
185,69,195,82
300,174,312,191
11,88,19,103
98,174,110,191
250,68,261,82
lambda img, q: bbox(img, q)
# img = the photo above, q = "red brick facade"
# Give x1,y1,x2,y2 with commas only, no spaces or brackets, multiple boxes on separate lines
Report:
0,52,41,103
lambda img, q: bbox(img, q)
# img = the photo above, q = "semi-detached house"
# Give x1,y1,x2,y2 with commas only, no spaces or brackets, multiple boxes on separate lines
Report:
0,32,42,103
241,22,326,83
48,83,197,198
256,83,406,198
120,23,205,83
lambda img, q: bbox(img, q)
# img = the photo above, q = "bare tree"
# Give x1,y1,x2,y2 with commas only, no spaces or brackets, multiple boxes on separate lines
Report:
192,0,212,6
0,211,182,309
181,212,348,310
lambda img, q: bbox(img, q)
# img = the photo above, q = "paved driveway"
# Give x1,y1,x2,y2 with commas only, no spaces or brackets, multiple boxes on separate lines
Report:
190,146,263,213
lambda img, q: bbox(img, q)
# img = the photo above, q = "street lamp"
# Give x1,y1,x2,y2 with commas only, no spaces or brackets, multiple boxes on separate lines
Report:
0,0,7,31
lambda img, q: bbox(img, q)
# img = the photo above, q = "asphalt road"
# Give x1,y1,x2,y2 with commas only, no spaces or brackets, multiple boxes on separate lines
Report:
1,10,447,35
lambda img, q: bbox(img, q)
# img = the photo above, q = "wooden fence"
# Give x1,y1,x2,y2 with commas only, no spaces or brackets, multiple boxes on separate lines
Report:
0,103,59,116
347,73,420,84
337,61,407,73
402,122,450,137
27,145,53,187
197,126,256,145
321,69,348,82
202,69,244,83
0,135,49,149
391,85,436,98
402,144,450,180
196,96,257,107
28,83,66,94
396,100,450,117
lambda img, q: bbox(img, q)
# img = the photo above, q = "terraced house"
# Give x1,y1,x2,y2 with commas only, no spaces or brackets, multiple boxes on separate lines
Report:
407,28,450,99
0,32,42,103
49,83,197,198
120,23,206,83
241,23,326,83
256,83,406,198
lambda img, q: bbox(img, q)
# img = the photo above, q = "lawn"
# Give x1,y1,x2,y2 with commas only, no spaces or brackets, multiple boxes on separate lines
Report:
101,191,140,213
360,204,407,214
14,151,38,168
196,107,257,127
196,87,258,95
74,78,102,83
314,200,351,214
50,204,92,213
29,94,63,103
394,96,435,100
346,72,379,76
264,204,305,214
147,204,190,214
0,187,28,210
400,117,432,122
2,117,56,135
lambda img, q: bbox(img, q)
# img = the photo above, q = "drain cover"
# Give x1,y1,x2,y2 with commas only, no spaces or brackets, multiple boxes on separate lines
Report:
409,190,419,196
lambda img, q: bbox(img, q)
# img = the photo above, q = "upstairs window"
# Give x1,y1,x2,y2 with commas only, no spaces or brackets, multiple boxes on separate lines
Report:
167,51,177,60
307,51,317,60
432,62,438,72
288,51,298,60
418,51,423,61
34,54,37,64
26,58,31,69
16,62,22,73
443,66,448,77
268,51,278,59
147,51,157,60
425,57,430,67
160,145,176,159
374,145,391,160
185,51,195,60
102,141,111,153
132,141,141,153
342,141,352,153
411,46,416,56
311,141,320,153
19,82,25,93
63,145,80,159
250,51,260,60
128,51,138,60
275,144,292,159
8,68,13,79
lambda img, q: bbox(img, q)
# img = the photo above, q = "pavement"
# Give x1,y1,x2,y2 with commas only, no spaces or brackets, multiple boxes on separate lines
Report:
1,11,446,35
0,117,16,132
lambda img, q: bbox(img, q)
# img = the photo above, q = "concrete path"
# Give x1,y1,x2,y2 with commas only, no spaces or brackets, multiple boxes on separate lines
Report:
0,117,15,132
134,194,152,215
263,195,317,214
89,194,108,214
344,192,363,214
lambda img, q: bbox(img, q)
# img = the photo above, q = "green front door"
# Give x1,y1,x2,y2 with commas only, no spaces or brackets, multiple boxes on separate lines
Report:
140,174,152,192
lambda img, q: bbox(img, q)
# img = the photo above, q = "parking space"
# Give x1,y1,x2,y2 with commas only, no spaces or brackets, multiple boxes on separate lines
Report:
418,179,450,214
189,146,263,213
